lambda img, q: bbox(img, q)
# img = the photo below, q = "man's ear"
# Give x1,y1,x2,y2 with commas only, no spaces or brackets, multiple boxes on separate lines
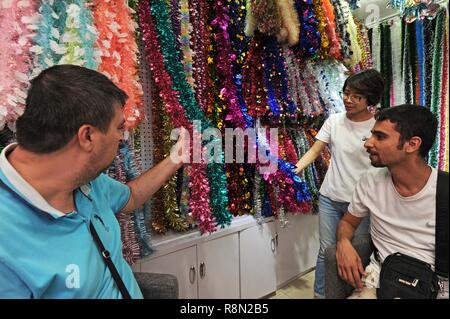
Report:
405,136,422,154
77,124,95,152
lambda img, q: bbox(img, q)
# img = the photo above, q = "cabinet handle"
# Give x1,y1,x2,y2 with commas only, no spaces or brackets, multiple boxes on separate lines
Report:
275,232,279,247
189,266,196,284
199,262,206,278
270,237,276,252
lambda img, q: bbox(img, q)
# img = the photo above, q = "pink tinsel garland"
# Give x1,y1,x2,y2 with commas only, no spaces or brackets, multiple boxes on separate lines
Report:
0,0,39,130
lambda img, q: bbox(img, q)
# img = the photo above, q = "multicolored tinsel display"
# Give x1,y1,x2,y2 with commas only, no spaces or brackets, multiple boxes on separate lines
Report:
2,0,384,256
371,5,448,171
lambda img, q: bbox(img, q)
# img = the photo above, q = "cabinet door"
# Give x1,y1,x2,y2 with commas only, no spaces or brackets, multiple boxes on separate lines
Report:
275,213,319,287
239,221,277,298
197,233,240,299
140,245,198,299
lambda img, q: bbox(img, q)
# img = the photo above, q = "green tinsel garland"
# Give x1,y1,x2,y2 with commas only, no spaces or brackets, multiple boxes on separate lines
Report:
148,0,232,227
429,9,445,167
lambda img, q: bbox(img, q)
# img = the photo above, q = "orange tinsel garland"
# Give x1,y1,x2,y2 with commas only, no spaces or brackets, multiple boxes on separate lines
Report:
92,0,143,129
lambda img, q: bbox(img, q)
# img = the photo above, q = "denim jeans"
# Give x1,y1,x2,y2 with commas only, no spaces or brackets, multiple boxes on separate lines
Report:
313,194,370,298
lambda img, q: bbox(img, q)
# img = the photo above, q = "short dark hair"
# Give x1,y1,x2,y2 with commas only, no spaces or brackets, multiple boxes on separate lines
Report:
16,65,128,153
375,104,438,158
343,69,385,106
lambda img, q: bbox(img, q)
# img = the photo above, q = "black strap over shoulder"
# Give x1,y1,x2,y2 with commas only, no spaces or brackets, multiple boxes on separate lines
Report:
436,170,449,278
89,221,132,299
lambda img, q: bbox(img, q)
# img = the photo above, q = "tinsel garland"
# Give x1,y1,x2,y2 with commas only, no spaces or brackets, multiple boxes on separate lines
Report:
301,62,325,116
127,132,154,257
107,142,142,264
210,0,247,128
354,17,373,71
322,0,343,60
119,141,154,259
242,39,268,119
284,46,302,116
416,20,425,106
189,0,208,112
138,1,228,230
290,128,320,212
428,9,445,167
180,0,194,87
160,105,189,232
331,0,352,62
312,0,330,59
252,170,264,223
92,0,144,129
170,0,181,52
424,16,436,110
403,22,415,104
250,0,282,36
388,0,440,22
439,12,448,171
371,25,381,73
261,36,287,120
178,165,190,218
311,60,347,115
227,0,255,215
339,0,362,70
380,23,392,108
293,0,321,60
391,17,404,106
0,0,39,130
149,84,168,234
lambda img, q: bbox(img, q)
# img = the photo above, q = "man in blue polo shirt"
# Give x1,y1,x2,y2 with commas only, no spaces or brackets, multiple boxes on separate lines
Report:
0,65,185,298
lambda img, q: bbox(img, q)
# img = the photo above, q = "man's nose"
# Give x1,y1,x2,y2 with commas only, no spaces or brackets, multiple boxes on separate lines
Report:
363,136,373,149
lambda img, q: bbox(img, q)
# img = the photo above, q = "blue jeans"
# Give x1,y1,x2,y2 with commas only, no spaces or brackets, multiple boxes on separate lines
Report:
313,194,370,298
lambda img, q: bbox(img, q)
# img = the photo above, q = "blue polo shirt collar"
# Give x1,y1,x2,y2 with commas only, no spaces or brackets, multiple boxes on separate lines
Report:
0,143,91,219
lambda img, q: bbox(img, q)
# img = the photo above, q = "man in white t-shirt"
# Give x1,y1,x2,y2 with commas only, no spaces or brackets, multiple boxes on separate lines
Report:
335,104,448,299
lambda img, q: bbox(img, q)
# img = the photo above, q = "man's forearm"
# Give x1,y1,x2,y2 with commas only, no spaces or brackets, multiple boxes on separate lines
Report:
125,156,182,211
337,219,356,245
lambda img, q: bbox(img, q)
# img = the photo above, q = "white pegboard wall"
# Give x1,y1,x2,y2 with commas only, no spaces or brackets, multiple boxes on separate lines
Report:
137,39,154,171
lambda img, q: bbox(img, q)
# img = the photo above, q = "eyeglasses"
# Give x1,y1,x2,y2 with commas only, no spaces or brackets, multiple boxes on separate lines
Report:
341,91,365,103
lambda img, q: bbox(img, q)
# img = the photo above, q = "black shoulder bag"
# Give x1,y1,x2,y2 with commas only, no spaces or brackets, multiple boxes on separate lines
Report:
377,170,449,299
89,221,132,299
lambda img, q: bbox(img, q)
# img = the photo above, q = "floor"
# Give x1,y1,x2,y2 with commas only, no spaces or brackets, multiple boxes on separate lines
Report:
267,270,316,299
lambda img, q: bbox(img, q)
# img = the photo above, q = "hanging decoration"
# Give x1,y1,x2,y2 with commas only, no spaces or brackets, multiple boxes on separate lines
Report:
388,0,441,22
0,0,39,130
3,0,379,251
371,5,448,171
92,0,144,129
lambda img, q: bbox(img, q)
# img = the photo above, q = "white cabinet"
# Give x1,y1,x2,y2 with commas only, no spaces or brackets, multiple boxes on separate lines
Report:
197,233,240,298
239,221,277,298
239,214,319,297
140,245,198,298
136,214,319,299
275,213,320,287
140,233,240,299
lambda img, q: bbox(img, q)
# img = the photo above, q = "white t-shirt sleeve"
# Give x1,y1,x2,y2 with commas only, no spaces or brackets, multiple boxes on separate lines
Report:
315,116,332,143
348,172,370,218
